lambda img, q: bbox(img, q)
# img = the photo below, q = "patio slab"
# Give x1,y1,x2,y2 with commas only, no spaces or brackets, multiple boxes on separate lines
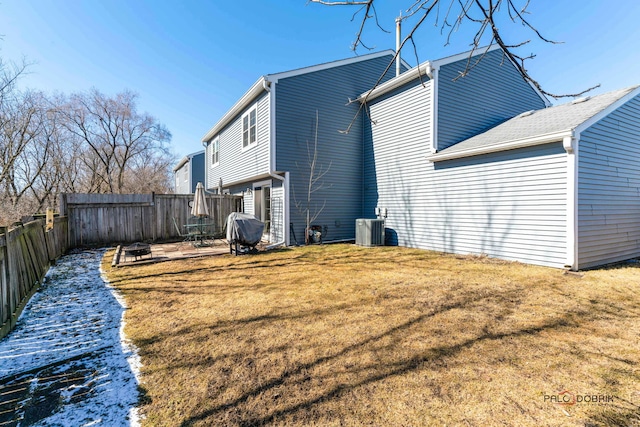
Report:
113,240,231,267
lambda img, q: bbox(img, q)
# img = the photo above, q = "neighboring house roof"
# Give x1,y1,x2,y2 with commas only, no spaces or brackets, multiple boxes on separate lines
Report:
428,85,640,161
172,150,204,172
358,45,550,106
201,50,400,143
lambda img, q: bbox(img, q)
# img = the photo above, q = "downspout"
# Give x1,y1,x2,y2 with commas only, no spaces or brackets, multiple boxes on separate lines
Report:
563,132,579,271
263,78,289,250
201,141,208,189
428,64,439,153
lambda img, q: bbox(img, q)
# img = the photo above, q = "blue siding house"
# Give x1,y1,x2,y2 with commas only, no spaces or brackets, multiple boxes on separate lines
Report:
201,51,400,246
425,86,640,270
363,46,640,269
202,45,640,270
173,150,205,194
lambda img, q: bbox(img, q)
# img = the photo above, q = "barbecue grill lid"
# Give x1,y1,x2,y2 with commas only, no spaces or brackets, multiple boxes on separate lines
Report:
226,212,264,245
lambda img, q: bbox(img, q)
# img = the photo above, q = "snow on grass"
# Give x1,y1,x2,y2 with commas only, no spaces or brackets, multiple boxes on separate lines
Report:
0,249,141,426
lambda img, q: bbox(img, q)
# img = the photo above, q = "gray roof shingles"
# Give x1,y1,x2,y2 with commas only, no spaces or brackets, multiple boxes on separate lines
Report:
437,86,639,155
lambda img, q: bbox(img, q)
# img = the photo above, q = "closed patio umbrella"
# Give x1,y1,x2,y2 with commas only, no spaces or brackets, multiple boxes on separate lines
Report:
191,182,209,218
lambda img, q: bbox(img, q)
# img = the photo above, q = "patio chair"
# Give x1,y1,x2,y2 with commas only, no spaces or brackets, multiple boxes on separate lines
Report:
172,217,193,244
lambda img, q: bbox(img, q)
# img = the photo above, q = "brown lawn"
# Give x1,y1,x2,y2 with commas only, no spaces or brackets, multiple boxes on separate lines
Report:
103,244,640,427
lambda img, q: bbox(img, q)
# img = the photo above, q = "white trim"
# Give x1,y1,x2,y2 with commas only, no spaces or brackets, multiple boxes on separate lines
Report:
173,157,189,173
253,179,272,240
564,133,579,271
202,77,268,142
430,68,439,153
283,171,289,246
427,130,572,162
211,137,220,167
268,50,395,81
241,105,258,151
359,45,502,103
201,50,400,144
358,62,433,102
269,81,276,173
574,86,640,134
172,150,204,172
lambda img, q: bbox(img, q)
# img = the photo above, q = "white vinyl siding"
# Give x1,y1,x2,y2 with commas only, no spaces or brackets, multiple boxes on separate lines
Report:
577,94,640,269
206,91,270,189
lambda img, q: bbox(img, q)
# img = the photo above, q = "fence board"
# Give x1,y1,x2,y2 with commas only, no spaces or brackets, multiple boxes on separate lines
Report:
0,217,68,339
61,193,243,247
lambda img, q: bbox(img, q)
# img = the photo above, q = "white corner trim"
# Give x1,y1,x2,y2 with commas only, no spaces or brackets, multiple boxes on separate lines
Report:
429,71,439,154
427,130,572,162
564,133,579,271
202,77,269,142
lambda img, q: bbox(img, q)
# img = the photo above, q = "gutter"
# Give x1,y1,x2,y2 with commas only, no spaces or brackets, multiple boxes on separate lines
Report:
201,77,269,142
426,129,573,162
172,156,190,172
358,62,433,103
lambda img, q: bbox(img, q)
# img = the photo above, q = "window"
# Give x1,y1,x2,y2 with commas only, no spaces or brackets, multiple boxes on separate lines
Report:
212,138,219,166
242,107,257,149
183,164,189,182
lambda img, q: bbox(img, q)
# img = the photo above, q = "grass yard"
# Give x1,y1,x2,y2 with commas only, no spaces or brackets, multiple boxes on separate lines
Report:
103,244,640,426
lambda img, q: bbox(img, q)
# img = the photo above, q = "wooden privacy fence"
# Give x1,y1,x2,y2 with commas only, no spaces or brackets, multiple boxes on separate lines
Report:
0,216,68,339
60,193,243,247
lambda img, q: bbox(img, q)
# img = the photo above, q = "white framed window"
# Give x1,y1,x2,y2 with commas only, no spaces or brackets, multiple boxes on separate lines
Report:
183,164,189,182
212,138,219,166
242,106,257,149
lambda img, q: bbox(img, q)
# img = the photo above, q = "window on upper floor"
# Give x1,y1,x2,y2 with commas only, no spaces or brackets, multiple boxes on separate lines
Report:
242,107,257,149
183,164,189,182
212,138,219,166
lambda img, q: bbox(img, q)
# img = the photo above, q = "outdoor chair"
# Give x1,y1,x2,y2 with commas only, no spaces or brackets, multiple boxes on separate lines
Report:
172,217,194,245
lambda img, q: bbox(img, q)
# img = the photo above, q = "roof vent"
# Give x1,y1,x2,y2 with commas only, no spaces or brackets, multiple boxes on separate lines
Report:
518,110,535,118
571,96,591,105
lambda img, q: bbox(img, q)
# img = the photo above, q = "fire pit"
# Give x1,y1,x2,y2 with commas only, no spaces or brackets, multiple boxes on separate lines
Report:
123,242,152,262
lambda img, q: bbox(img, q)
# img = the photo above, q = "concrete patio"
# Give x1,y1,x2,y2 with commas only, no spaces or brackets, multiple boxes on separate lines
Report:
112,240,231,267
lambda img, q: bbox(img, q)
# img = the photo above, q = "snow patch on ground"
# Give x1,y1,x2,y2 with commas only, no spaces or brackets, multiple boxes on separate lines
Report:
0,249,141,426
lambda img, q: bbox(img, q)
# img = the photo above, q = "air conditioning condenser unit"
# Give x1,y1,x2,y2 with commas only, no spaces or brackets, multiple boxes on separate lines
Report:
355,218,385,247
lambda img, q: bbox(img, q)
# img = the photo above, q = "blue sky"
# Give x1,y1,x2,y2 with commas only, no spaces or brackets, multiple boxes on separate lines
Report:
1,0,639,160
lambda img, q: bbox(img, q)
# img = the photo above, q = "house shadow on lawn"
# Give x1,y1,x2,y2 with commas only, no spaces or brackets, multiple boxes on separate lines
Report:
181,294,638,426
110,245,640,426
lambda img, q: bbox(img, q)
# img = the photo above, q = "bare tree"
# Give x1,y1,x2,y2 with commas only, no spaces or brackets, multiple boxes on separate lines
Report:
293,111,332,244
0,90,46,219
309,0,598,102
0,74,175,224
58,88,172,194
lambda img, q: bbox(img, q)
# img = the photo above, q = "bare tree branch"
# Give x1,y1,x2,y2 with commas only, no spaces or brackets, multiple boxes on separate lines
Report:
312,0,599,105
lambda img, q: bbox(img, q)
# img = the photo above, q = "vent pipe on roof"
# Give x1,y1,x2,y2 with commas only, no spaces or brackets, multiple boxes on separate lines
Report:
395,12,402,77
